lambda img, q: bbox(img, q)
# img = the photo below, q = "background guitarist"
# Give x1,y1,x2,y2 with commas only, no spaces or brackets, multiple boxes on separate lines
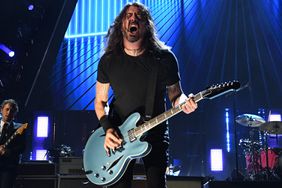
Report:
0,99,26,188
95,2,198,188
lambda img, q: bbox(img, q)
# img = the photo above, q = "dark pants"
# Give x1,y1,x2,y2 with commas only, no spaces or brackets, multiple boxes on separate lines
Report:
108,142,168,188
0,167,16,188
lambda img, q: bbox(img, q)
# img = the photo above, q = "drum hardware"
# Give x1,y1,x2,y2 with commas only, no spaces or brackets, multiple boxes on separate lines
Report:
259,122,282,181
262,132,272,180
239,138,261,150
236,114,266,179
239,136,281,180
236,115,282,181
236,114,266,127
236,114,278,180
259,121,282,135
239,132,282,181
239,138,262,179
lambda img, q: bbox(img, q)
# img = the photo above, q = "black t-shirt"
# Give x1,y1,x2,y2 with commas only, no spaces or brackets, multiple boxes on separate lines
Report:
97,49,180,142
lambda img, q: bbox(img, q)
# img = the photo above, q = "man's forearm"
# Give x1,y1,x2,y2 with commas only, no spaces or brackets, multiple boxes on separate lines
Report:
95,100,107,120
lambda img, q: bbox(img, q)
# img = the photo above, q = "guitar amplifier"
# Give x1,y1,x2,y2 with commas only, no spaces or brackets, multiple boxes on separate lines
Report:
58,157,84,175
16,161,57,188
18,161,56,175
15,175,57,188
58,175,99,188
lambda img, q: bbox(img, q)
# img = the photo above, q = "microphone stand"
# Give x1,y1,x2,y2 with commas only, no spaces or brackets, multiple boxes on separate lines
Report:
230,82,249,180
232,92,240,180
264,132,270,180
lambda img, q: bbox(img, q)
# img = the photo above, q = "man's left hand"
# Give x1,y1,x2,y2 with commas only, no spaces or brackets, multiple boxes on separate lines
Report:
182,97,198,114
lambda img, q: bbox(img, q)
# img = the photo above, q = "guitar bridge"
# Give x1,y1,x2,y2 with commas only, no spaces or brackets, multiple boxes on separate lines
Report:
128,129,137,142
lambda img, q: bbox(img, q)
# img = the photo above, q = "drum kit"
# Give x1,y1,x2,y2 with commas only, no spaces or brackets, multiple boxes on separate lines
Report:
236,114,282,181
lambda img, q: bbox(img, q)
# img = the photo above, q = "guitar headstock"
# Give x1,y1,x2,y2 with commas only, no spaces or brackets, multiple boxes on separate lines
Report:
16,123,28,135
204,81,240,99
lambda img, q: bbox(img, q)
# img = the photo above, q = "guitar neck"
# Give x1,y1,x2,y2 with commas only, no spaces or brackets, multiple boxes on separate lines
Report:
134,91,205,137
3,132,18,148
2,123,28,149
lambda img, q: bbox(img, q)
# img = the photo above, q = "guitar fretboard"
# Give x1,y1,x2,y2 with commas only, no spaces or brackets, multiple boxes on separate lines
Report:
133,91,206,137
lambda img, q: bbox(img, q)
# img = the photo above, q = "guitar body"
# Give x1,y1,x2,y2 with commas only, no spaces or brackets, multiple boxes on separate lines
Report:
83,112,152,186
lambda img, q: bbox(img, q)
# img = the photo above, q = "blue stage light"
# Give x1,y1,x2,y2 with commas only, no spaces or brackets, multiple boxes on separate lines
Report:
0,43,15,58
8,51,15,57
225,108,231,152
28,4,34,11
210,149,223,171
36,116,49,138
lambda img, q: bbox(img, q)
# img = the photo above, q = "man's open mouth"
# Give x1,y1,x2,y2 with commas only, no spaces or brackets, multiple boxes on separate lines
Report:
129,26,138,32
128,22,139,33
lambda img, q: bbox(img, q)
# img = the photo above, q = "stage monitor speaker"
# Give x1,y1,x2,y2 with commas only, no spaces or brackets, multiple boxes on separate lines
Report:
57,175,204,188
58,176,147,188
15,175,57,188
58,175,99,188
167,176,203,188
18,161,56,175
58,157,84,175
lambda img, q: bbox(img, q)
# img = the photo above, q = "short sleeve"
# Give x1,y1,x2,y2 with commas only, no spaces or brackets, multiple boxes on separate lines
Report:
164,51,180,86
97,55,110,83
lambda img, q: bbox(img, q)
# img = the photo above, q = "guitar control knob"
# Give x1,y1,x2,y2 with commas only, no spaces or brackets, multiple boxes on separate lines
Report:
109,170,113,175
101,166,106,170
101,177,106,182
94,173,99,178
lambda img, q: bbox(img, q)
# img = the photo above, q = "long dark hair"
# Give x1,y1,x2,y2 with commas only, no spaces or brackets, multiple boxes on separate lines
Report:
104,2,169,54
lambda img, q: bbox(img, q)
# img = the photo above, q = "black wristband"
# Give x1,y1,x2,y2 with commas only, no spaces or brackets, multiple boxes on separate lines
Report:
171,93,182,107
99,115,114,132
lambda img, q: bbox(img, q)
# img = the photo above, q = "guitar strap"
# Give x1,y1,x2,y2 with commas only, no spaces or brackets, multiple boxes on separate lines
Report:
0,123,9,143
144,51,161,120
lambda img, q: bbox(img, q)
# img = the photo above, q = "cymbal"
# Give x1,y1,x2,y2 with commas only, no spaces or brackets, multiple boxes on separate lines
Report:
259,121,282,134
235,114,265,127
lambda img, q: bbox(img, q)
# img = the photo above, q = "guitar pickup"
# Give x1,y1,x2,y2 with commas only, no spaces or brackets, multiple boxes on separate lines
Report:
128,129,137,142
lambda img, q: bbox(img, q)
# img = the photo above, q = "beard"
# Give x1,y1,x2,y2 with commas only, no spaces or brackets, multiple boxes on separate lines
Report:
125,32,140,42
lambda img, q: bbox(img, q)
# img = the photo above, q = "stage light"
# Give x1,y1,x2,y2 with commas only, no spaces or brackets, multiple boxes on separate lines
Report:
8,51,15,57
36,116,49,137
0,43,15,58
28,4,34,11
225,108,231,152
268,113,281,121
36,149,48,160
32,114,51,161
210,149,223,171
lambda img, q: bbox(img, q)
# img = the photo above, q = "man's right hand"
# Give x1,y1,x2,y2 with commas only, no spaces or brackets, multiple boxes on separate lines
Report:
104,128,123,156
0,145,6,156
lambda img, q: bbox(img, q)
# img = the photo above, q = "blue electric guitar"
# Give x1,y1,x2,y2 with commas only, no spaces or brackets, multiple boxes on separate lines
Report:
83,81,240,186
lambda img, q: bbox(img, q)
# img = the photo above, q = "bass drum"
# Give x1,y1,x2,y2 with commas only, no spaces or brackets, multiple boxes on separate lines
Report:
260,149,278,170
